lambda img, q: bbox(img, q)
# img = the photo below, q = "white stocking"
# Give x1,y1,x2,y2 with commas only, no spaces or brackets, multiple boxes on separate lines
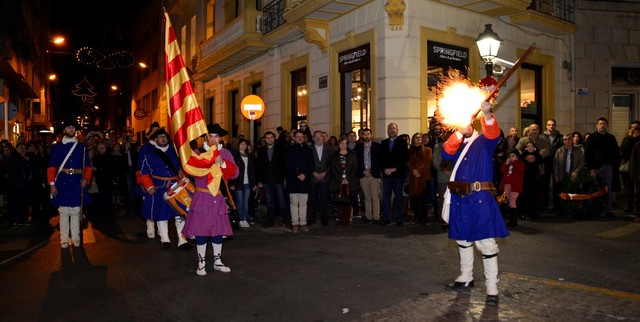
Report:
196,244,207,275
146,219,156,238
174,216,188,245
476,238,500,296
156,220,170,243
456,240,475,282
212,243,230,273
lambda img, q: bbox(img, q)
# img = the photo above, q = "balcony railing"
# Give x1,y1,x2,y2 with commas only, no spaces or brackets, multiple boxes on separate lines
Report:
529,0,575,23
262,0,286,35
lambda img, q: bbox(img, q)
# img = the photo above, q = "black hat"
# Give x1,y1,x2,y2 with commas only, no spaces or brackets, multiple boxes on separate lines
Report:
146,122,160,139
60,117,79,132
148,127,169,140
207,123,228,137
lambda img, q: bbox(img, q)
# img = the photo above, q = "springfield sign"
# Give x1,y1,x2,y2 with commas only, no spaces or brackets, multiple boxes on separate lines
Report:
339,44,370,72
428,41,469,70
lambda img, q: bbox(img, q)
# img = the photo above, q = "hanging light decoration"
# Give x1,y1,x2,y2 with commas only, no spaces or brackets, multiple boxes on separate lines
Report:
76,46,136,70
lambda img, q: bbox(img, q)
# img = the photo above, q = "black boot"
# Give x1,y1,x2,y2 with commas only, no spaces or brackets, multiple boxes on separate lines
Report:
508,207,518,227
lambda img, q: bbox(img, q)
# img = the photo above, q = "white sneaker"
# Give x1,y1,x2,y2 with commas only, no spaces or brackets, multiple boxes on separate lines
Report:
61,242,69,249
241,221,250,228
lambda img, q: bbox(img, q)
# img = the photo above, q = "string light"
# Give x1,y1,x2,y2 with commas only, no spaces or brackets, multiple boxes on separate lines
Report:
76,46,136,70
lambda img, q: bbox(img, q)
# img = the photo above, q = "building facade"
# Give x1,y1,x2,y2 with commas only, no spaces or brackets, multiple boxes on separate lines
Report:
0,0,54,144
130,0,640,144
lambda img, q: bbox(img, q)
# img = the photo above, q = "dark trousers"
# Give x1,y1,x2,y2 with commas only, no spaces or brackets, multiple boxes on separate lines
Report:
382,177,405,222
308,180,329,224
622,172,635,211
264,182,289,224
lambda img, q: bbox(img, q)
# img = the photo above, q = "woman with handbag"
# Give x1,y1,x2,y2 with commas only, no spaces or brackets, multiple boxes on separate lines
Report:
330,138,360,226
407,133,433,225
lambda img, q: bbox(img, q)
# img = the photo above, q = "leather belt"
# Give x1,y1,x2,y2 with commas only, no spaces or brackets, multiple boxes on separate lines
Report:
61,168,83,175
448,181,495,195
195,187,219,195
152,175,179,181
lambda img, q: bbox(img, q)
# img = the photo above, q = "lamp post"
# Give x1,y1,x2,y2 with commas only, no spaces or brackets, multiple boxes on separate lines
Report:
475,24,502,77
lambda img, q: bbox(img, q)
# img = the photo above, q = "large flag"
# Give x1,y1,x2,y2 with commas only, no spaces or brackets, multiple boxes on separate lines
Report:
163,9,222,195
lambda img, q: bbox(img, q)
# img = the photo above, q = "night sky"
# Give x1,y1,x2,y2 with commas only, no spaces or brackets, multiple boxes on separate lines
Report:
49,0,146,127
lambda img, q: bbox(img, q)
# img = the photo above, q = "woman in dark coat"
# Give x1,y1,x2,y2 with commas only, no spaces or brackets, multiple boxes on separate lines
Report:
330,138,360,226
407,133,433,224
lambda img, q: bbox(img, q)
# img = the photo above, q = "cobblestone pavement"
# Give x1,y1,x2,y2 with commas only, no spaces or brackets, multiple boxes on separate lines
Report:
1,206,639,321
354,272,640,322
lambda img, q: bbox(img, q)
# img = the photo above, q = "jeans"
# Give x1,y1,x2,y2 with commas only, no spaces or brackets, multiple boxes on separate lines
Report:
596,165,614,212
382,177,405,222
234,184,251,222
264,182,289,224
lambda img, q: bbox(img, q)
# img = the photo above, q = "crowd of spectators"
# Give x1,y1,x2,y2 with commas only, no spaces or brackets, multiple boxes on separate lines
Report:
4,115,640,229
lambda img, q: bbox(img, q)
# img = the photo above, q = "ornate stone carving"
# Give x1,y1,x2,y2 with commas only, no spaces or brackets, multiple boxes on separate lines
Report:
298,20,328,54
385,0,406,31
346,31,356,48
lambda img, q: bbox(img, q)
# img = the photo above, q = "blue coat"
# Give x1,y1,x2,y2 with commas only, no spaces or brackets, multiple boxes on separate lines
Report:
137,143,182,221
442,120,509,241
48,141,92,207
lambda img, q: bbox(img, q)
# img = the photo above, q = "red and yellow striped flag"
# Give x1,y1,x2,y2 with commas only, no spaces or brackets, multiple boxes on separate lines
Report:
163,10,222,194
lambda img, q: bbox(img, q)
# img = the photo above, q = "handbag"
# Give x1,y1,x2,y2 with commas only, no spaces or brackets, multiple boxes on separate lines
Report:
220,179,240,230
620,161,629,173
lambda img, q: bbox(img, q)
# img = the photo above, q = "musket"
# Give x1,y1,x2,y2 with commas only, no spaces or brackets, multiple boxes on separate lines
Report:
80,146,86,221
474,43,537,118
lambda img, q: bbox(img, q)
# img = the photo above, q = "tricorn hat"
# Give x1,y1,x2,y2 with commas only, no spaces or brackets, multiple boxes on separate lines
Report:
207,123,228,137
60,116,79,132
146,122,160,139
148,126,169,140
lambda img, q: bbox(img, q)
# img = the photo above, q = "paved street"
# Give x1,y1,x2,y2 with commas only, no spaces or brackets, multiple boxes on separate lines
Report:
0,207,639,321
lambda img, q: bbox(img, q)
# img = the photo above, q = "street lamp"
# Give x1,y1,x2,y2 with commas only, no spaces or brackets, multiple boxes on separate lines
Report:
476,24,502,77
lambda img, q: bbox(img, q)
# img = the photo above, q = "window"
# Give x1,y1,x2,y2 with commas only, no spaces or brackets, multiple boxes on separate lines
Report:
520,63,542,129
291,68,307,128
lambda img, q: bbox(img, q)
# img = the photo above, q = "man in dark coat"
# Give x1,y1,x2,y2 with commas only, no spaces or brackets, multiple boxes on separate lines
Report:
354,128,382,224
256,131,289,227
307,130,334,226
379,122,409,225
284,130,314,232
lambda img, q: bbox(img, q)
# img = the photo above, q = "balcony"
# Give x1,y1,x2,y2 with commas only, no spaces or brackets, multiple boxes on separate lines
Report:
434,0,575,36
432,0,530,17
262,0,374,47
193,8,272,81
509,0,575,36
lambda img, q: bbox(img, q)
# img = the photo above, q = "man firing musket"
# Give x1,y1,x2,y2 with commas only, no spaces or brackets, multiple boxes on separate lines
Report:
437,44,536,307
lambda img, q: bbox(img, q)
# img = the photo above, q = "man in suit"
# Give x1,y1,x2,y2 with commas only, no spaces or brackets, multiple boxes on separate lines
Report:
308,130,334,226
380,123,409,225
354,128,382,224
256,131,289,227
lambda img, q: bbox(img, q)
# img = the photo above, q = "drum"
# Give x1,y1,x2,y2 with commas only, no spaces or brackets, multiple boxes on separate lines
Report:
163,177,195,217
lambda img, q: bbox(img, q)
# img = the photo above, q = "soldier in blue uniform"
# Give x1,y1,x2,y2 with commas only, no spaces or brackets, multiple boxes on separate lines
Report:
441,101,509,306
136,124,192,250
47,118,92,248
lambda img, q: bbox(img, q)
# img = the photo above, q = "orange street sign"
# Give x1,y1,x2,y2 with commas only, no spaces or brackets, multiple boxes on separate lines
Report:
240,95,265,120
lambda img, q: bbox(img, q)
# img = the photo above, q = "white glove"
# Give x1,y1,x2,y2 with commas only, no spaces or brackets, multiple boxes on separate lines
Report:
481,101,492,114
203,142,211,151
